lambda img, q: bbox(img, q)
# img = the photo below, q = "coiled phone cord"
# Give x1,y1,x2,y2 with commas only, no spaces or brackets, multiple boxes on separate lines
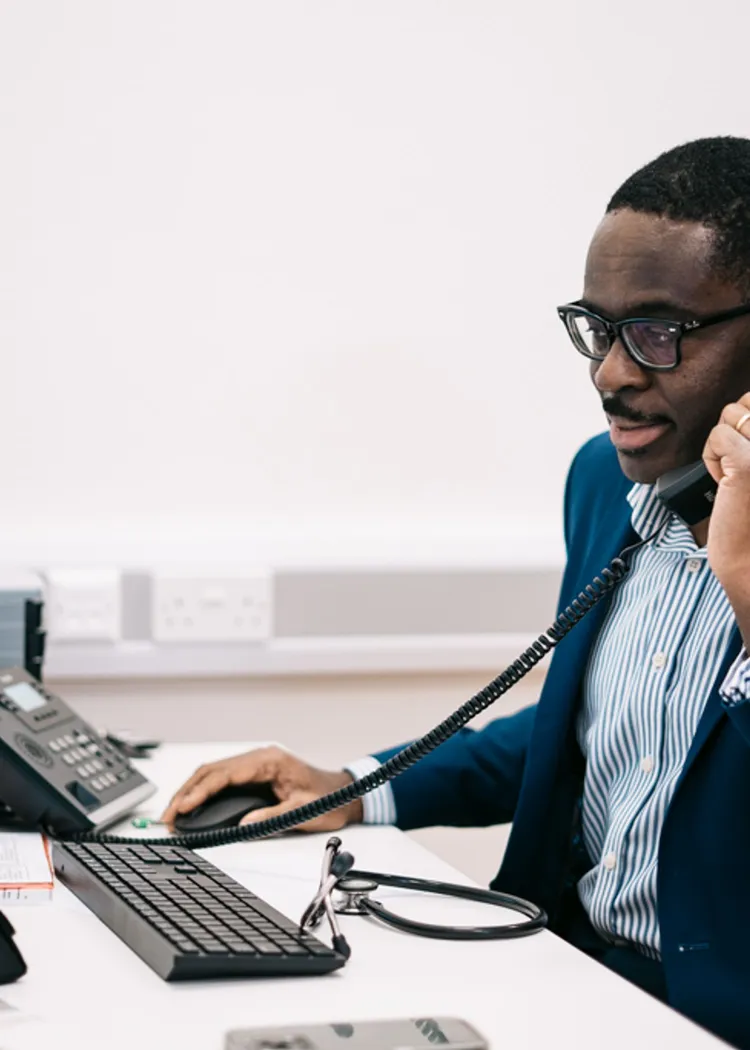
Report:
62,538,647,851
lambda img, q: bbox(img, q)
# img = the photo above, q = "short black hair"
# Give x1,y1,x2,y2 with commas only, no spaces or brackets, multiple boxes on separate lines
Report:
607,136,750,289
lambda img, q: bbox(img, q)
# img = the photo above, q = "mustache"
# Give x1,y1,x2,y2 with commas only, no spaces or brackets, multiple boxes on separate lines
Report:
601,395,669,426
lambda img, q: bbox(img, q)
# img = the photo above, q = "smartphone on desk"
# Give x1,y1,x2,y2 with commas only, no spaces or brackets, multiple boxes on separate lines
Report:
224,1017,488,1050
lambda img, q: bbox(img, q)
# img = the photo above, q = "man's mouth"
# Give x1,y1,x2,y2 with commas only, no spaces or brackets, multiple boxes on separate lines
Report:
608,416,672,452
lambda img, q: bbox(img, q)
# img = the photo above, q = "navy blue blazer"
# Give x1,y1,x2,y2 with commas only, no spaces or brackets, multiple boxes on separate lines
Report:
376,434,750,1049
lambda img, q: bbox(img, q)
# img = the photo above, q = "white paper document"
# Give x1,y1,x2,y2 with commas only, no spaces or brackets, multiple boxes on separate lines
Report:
0,833,53,903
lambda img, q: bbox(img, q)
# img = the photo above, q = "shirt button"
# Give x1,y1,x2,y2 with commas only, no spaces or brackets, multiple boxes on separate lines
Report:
603,852,617,871
641,755,654,774
652,652,667,669
686,558,702,573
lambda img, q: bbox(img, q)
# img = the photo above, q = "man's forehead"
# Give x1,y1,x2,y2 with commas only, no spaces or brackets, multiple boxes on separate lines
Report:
582,209,721,316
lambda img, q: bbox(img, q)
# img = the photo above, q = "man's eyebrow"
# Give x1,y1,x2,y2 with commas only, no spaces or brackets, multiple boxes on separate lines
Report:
578,297,692,319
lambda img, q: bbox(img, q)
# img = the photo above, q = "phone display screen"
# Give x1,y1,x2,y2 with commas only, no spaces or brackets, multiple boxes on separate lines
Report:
4,681,46,712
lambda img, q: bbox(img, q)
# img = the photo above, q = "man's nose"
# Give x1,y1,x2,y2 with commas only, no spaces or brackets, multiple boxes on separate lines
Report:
591,338,650,394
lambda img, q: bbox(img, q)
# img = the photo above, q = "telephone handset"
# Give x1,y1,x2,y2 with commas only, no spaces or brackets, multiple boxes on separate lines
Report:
654,459,718,526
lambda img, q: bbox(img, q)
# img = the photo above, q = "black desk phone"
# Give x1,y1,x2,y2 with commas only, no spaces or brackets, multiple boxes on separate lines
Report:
0,668,156,985
0,667,155,835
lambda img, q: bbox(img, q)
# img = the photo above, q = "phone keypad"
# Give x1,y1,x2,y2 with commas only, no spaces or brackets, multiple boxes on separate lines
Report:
51,729,132,794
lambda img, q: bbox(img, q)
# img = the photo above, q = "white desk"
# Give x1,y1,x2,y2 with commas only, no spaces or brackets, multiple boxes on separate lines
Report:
0,744,727,1049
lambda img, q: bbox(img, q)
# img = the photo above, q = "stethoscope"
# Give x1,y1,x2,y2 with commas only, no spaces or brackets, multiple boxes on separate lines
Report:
299,836,547,959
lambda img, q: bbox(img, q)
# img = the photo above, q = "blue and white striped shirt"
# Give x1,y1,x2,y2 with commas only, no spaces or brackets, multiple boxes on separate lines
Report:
347,482,750,958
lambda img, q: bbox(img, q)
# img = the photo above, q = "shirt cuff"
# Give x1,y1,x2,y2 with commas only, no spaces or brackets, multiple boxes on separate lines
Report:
720,649,750,707
342,756,397,825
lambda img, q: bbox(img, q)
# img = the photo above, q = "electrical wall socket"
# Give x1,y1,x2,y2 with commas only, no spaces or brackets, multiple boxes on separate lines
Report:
44,569,121,641
151,571,273,642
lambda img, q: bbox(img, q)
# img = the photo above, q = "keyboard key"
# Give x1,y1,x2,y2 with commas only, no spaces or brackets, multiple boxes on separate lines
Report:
253,941,285,956
175,940,200,954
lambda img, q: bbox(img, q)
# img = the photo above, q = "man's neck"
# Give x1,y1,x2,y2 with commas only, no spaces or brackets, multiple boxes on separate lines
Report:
691,519,710,548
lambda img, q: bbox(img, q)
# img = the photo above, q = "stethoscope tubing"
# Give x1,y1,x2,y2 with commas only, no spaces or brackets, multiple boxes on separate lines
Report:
341,868,547,940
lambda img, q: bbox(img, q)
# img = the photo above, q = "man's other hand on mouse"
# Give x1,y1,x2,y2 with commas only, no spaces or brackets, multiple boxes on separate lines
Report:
160,746,364,832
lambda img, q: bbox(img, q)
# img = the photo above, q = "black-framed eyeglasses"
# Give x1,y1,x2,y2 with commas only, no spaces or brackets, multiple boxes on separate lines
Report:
557,300,750,371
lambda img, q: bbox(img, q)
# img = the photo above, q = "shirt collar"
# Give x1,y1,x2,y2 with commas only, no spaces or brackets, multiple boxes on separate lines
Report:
626,482,673,541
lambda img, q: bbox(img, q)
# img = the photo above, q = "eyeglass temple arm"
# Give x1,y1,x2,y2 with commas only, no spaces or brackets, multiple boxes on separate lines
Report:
682,300,750,331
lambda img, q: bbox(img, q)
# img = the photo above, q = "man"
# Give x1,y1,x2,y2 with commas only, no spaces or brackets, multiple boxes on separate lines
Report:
163,137,750,1049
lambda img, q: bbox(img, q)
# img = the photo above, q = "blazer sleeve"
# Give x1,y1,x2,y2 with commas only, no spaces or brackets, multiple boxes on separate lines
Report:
373,703,537,830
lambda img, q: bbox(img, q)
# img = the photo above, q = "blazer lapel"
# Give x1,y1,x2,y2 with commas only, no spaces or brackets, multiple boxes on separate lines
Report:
537,501,638,744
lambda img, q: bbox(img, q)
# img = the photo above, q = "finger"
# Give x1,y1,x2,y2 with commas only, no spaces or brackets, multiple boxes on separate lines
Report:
241,792,348,834
703,424,728,484
720,401,750,434
160,764,219,823
239,796,308,826
239,794,326,834
163,768,233,825
703,422,750,485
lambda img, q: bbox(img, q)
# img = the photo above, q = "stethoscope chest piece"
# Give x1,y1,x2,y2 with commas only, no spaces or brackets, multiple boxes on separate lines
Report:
333,876,380,914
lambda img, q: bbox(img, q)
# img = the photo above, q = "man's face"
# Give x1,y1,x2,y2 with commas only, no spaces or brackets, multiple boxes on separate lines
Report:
583,208,750,484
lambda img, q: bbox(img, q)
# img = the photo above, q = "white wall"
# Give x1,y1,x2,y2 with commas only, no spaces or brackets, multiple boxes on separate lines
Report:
3,0,749,569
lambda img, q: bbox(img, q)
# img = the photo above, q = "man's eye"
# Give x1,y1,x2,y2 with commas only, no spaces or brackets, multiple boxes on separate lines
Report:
642,326,672,343
586,326,609,348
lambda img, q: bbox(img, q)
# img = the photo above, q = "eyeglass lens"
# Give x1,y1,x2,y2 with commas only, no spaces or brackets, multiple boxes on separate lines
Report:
566,311,679,368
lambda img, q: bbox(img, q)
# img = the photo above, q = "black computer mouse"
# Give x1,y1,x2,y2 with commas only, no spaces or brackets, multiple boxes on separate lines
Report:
173,782,279,833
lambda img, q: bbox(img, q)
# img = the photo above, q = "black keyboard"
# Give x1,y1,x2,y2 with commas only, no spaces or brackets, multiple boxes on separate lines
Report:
53,841,345,981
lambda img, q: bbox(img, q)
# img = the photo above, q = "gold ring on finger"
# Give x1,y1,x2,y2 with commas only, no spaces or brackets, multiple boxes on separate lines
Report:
735,411,750,437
